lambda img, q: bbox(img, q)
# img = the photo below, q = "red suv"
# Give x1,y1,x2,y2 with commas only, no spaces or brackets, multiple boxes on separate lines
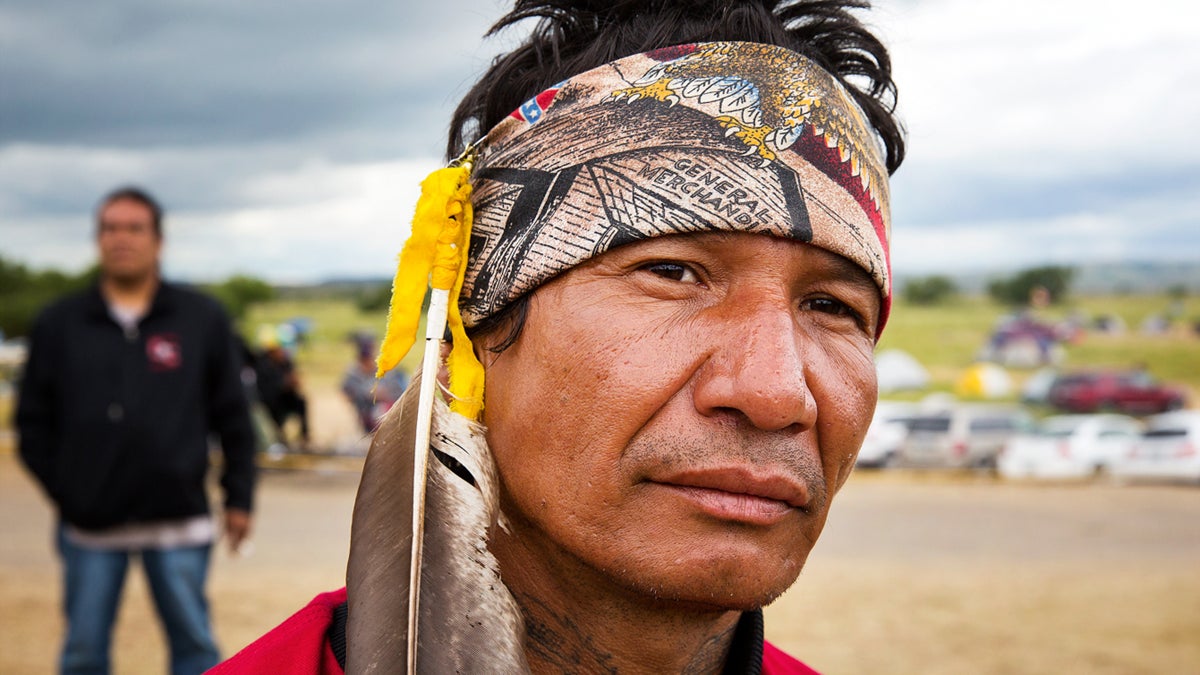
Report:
1047,371,1186,415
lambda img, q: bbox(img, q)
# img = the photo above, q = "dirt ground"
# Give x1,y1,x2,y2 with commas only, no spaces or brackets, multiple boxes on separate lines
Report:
2,430,1198,673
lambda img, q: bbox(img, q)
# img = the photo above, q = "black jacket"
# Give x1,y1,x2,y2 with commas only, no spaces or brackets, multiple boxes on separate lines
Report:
16,282,257,530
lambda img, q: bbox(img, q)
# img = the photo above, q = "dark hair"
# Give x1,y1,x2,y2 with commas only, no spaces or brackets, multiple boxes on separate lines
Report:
469,293,532,353
448,0,904,173
96,185,164,237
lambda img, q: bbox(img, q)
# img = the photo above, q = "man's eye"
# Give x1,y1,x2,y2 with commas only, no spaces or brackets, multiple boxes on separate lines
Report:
802,297,863,323
642,262,700,284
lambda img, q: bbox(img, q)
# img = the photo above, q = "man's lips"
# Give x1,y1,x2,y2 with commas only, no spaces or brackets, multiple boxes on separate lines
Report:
649,467,811,525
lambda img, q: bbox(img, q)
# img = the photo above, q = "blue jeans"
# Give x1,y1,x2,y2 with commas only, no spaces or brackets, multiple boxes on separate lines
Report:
57,527,220,675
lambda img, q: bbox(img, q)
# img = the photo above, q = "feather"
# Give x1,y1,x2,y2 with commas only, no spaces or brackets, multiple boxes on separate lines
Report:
349,142,520,673
346,374,529,673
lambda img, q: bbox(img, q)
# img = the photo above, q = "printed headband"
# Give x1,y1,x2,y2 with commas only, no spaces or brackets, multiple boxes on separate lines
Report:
378,41,893,419
463,41,892,334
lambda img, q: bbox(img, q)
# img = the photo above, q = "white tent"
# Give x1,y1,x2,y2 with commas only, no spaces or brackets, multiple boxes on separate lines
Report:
875,349,931,393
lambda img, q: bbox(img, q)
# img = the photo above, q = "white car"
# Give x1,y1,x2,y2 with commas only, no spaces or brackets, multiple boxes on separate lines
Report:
856,400,919,468
998,414,1142,479
1111,411,1200,483
897,404,1031,469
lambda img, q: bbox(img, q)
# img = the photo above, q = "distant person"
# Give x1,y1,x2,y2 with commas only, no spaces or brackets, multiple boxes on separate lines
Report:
254,330,311,449
16,186,257,674
233,334,284,457
341,336,407,434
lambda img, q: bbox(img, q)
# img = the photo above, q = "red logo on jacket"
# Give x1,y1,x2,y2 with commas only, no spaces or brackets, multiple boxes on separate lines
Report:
146,333,182,371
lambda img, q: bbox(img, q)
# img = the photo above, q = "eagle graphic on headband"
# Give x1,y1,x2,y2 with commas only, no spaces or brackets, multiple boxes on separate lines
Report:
607,43,885,207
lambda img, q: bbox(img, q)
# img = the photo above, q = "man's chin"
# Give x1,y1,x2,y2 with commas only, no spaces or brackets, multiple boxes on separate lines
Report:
637,578,797,615
623,558,805,614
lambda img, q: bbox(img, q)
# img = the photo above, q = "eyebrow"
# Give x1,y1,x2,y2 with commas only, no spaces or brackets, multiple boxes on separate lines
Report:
822,253,879,297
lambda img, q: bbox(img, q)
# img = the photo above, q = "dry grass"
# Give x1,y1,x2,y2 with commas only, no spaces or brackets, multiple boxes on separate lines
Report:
764,473,1200,673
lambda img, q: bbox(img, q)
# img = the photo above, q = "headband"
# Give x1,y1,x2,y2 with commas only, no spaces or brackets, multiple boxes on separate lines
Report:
463,41,891,333
379,41,892,418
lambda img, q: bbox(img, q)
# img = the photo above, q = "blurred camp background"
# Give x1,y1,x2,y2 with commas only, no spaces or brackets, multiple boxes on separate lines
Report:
2,0,1199,673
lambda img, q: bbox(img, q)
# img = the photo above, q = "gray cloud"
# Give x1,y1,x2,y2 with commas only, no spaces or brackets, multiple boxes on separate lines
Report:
0,0,508,239
1,0,503,153
1,0,1197,282
892,161,1200,228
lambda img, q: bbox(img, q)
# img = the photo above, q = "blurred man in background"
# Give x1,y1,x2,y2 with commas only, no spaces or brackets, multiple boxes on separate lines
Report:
16,186,257,675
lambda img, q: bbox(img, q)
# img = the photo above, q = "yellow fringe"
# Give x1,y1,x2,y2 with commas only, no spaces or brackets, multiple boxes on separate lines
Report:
376,162,485,420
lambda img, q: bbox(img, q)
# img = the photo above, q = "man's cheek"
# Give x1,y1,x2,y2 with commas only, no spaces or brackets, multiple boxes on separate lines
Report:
815,347,877,489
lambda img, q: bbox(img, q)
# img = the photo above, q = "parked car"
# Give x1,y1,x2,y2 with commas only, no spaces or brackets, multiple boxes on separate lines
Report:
1111,411,1200,483
997,414,1142,479
1047,370,1186,415
856,400,919,468
896,404,1032,469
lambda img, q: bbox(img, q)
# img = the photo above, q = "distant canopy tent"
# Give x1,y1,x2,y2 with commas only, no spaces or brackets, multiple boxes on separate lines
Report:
980,315,1064,369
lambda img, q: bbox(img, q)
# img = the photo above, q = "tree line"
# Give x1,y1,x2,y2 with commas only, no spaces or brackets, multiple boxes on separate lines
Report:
902,266,1077,307
0,255,273,338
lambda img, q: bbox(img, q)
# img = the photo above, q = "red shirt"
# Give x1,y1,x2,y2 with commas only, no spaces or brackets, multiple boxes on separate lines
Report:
209,589,346,675
213,588,819,674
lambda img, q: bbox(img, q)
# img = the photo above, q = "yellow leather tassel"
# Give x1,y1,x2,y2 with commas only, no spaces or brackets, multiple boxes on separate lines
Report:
377,159,485,419
442,195,485,420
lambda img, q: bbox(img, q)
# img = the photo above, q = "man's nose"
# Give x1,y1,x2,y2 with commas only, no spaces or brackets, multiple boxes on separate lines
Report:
691,300,817,432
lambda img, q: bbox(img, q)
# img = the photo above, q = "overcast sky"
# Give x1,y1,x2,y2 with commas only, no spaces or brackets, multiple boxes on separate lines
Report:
2,0,1198,284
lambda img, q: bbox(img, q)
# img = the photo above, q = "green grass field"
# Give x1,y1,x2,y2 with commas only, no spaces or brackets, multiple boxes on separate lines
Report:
241,298,425,391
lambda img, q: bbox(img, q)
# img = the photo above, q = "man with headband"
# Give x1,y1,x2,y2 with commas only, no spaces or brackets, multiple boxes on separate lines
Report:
216,1,903,673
